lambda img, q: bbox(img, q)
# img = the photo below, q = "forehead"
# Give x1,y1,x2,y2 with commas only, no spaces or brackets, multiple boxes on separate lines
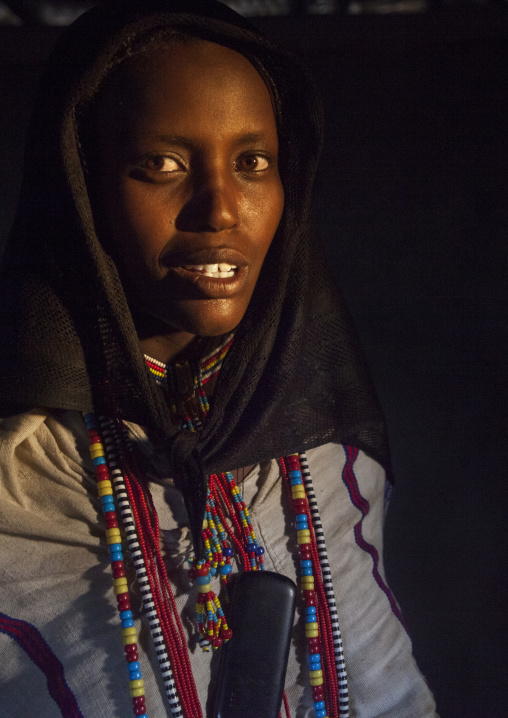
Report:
94,40,277,140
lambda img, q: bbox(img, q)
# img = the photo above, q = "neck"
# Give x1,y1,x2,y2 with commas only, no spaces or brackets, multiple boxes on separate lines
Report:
140,332,196,364
131,305,196,363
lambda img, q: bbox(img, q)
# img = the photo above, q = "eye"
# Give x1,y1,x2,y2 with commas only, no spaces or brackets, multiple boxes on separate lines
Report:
236,154,271,173
142,154,182,173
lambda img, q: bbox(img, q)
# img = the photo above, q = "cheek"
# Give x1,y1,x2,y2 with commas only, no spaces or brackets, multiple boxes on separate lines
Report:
244,179,284,256
107,183,176,274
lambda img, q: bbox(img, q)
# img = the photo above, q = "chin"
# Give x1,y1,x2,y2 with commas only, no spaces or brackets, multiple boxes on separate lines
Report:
154,298,247,338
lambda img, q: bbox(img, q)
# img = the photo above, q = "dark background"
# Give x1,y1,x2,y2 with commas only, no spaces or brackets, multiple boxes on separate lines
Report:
1,7,507,716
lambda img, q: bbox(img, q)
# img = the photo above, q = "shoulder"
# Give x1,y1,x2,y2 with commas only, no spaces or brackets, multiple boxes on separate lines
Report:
300,443,388,535
0,408,96,535
0,408,92,473
305,442,386,488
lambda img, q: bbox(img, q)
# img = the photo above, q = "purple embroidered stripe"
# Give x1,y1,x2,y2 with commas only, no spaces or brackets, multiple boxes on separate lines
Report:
341,446,407,630
0,611,84,718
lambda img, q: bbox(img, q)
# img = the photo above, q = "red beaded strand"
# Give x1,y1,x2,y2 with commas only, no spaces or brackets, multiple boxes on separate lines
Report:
210,482,248,565
307,516,340,716
209,474,250,570
112,419,202,718
127,471,198,716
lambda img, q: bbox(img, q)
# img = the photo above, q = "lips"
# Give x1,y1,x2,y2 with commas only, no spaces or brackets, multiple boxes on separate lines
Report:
161,247,249,299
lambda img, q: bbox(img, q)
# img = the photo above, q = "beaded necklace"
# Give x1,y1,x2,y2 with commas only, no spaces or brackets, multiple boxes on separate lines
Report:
85,334,350,718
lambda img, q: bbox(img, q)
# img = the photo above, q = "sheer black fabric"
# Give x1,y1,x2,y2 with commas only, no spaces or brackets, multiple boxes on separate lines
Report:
0,0,390,552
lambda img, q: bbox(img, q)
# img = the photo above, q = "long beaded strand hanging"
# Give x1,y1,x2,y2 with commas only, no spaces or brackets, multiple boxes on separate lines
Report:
110,416,204,718
85,413,149,718
98,416,185,718
298,453,349,717
280,453,349,718
86,413,204,718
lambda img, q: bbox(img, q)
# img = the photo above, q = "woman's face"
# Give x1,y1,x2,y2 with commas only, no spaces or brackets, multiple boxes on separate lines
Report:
90,39,284,343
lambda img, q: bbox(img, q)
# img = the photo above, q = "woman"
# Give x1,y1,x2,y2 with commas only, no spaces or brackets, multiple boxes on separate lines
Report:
0,1,437,716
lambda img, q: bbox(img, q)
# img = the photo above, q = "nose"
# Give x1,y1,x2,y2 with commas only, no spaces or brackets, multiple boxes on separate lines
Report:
175,168,239,233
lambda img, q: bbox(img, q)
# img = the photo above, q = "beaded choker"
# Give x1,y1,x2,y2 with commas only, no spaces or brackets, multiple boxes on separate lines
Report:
84,335,350,717
144,333,233,432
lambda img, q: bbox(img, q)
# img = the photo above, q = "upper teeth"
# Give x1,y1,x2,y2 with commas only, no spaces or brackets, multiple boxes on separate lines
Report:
183,263,237,278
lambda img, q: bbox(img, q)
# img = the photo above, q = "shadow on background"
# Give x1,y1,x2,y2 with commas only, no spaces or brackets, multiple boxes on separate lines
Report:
1,9,507,716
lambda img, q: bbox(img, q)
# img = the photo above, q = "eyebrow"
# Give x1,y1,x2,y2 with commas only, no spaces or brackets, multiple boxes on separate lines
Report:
147,132,272,149
232,132,271,147
151,134,196,150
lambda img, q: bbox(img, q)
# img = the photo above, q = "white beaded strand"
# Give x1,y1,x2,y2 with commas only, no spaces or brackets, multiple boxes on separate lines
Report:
99,416,184,718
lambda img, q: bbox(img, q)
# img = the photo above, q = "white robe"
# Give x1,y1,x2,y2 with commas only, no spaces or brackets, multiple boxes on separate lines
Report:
0,409,437,717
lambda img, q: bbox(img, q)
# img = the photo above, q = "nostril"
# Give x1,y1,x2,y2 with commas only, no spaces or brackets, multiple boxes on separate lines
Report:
175,185,238,233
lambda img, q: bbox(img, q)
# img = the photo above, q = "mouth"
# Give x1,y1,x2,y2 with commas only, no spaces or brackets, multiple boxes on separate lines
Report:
161,248,250,298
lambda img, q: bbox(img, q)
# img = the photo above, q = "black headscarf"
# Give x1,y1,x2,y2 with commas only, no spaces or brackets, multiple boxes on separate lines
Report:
0,0,390,551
